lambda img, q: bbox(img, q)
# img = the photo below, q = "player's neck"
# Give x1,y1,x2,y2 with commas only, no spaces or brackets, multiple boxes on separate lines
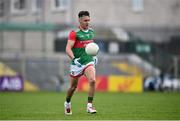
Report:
79,26,89,32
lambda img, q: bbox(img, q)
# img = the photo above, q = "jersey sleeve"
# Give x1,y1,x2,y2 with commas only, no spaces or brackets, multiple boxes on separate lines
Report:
68,31,76,41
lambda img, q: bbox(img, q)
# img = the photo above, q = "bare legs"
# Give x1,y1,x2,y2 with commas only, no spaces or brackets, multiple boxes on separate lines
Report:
84,66,96,102
66,77,78,102
66,65,96,103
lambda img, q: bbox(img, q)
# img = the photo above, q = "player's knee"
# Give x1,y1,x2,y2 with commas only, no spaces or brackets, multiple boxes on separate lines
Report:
89,77,96,83
89,80,95,87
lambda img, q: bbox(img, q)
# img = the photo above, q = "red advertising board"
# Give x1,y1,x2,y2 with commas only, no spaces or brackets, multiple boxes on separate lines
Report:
77,75,108,92
77,75,143,92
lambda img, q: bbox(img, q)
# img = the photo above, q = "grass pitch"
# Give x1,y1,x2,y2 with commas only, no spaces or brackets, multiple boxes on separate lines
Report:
0,91,180,120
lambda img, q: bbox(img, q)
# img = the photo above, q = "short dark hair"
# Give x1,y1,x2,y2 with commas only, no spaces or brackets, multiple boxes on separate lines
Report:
78,11,90,18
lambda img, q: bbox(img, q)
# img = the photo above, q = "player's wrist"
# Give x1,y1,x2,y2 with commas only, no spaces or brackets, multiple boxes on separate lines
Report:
93,56,98,66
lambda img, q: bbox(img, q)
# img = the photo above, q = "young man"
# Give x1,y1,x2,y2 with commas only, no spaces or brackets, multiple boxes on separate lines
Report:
64,11,98,115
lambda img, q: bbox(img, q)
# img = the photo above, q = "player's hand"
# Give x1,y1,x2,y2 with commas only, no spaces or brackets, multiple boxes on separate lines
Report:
93,56,98,66
73,58,81,67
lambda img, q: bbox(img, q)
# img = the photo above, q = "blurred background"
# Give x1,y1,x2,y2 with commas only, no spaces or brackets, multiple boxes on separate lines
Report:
0,0,180,92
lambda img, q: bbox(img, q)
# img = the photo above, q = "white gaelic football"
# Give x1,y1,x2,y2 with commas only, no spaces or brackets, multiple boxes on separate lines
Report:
85,42,99,56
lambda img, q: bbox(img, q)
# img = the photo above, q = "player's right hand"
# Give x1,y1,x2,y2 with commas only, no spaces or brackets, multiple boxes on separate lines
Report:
93,56,98,66
73,58,81,67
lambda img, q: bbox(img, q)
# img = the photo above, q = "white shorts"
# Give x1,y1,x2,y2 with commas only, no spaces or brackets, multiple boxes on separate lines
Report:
70,62,95,78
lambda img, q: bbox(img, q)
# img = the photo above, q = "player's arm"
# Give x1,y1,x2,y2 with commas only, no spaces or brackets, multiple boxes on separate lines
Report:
66,40,75,60
66,31,82,67
66,38,81,67
66,31,76,60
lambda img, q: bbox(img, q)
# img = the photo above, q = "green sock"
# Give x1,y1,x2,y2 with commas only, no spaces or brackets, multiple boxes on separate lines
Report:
66,97,71,103
88,97,93,103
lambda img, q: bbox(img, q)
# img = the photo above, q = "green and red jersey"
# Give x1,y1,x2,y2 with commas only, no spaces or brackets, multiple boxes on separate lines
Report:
68,28,95,65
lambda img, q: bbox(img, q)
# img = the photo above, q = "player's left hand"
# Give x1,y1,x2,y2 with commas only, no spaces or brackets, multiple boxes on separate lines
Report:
93,56,98,66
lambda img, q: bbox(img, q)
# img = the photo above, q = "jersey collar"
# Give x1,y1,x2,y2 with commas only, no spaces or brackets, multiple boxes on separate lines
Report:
79,26,89,33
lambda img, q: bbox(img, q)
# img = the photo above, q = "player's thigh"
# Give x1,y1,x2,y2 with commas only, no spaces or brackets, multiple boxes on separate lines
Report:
84,66,96,82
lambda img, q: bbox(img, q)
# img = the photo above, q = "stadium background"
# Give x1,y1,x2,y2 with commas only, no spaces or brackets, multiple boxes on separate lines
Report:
0,0,180,120
0,0,180,119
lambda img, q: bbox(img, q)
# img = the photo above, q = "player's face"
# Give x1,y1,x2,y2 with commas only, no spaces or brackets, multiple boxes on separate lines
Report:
79,16,90,30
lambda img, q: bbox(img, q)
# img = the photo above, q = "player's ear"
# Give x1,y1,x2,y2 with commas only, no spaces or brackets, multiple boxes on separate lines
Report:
78,18,81,23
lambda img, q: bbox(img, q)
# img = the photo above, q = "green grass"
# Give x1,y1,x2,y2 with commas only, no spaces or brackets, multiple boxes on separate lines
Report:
0,92,180,120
